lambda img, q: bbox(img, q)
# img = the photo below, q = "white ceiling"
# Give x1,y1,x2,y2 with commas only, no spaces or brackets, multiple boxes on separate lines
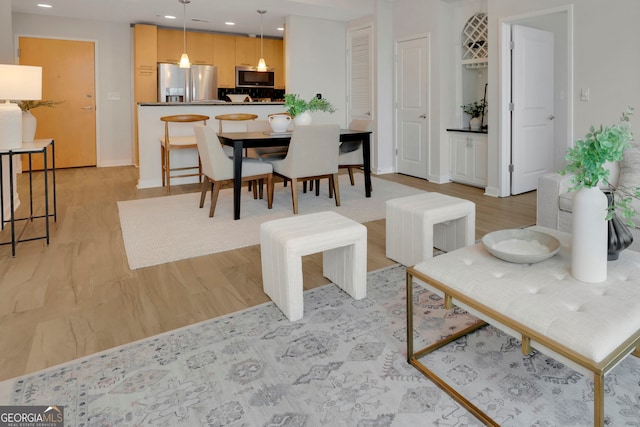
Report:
11,0,375,38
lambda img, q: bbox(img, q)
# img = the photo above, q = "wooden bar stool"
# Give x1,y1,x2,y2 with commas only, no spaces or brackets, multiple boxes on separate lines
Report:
160,114,209,193
214,113,258,133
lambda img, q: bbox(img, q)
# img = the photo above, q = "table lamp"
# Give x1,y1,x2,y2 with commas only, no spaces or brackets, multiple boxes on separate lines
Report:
0,64,42,149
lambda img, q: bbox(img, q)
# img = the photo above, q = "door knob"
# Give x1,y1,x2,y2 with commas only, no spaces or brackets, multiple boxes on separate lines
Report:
547,114,555,120
419,114,427,119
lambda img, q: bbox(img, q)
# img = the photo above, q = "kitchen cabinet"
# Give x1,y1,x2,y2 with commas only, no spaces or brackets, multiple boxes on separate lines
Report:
213,34,236,88
156,28,184,63
265,39,285,88
186,32,214,65
133,24,158,165
235,36,259,67
449,132,487,187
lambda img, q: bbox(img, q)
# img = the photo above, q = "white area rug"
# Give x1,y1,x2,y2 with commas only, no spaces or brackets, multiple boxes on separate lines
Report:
117,175,423,269
2,265,638,426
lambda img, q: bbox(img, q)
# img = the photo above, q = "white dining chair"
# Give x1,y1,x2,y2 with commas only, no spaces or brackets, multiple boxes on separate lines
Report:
265,124,341,214
194,124,273,217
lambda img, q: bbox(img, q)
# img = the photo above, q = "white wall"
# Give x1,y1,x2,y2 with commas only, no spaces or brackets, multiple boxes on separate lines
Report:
12,13,134,167
285,15,347,126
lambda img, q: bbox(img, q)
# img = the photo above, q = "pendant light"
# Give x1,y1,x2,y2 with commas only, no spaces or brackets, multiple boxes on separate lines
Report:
256,10,267,72
178,0,191,68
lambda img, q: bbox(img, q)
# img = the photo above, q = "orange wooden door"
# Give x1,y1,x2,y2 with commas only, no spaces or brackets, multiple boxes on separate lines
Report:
19,37,97,169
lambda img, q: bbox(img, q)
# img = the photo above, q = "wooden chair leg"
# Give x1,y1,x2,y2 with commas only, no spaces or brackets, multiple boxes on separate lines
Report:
161,145,166,188
258,179,264,199
315,179,320,196
266,175,273,209
252,181,258,199
290,177,299,214
199,180,209,208
329,177,334,199
332,173,341,206
209,182,221,217
348,167,355,185
166,147,172,193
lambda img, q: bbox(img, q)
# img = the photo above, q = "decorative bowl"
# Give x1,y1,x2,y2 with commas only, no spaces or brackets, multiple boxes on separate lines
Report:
481,229,560,264
227,94,248,102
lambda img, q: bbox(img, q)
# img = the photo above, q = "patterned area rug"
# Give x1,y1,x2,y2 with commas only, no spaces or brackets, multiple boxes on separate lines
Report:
117,175,423,269
1,265,639,426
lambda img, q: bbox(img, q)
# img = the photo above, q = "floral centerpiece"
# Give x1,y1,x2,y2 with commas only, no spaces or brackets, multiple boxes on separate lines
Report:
284,93,336,125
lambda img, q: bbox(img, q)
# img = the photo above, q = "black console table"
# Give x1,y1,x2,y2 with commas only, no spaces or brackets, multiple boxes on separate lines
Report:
0,139,56,256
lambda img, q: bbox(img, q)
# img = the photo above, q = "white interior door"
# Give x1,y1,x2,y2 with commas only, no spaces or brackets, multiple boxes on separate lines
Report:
511,25,554,194
348,26,373,122
396,36,429,179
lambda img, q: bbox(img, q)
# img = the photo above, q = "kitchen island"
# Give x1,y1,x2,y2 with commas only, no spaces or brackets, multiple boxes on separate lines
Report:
137,101,286,189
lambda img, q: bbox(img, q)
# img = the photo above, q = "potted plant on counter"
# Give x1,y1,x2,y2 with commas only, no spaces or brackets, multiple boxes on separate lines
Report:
14,99,64,142
461,100,487,131
284,93,336,126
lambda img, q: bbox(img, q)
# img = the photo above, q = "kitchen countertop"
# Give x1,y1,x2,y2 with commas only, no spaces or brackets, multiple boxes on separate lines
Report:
138,101,285,106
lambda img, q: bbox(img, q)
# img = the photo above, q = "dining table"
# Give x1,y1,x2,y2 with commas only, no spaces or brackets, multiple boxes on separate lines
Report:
217,129,372,220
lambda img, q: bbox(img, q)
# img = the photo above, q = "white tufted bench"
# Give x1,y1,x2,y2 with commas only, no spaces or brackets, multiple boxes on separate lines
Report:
260,211,367,321
386,192,475,266
406,226,640,427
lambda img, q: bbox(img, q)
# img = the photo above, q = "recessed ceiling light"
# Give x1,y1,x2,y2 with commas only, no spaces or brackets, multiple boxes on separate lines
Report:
225,22,235,26
37,3,52,8
165,15,177,19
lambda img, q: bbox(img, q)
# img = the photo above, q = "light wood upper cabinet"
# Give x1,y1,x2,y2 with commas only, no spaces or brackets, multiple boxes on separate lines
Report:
157,28,183,63
136,25,284,90
265,39,285,88
235,36,259,67
213,34,236,88
187,32,214,65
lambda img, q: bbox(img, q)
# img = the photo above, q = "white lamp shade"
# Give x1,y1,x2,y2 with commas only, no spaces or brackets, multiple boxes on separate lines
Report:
179,53,191,69
257,58,267,72
0,64,42,100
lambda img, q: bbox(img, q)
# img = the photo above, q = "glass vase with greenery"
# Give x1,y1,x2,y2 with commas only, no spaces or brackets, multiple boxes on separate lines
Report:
461,100,487,118
561,107,639,223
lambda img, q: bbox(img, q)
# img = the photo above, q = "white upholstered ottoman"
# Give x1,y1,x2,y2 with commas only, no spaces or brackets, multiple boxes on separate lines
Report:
260,211,367,321
386,192,476,266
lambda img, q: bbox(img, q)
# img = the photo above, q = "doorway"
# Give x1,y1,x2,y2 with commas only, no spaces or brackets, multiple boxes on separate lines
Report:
19,37,97,169
498,6,573,197
395,35,430,179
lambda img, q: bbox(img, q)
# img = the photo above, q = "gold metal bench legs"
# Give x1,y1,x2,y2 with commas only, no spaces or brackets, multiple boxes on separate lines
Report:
405,268,496,426
405,268,612,427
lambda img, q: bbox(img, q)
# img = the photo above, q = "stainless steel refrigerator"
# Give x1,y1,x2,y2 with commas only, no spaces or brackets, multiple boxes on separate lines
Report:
157,63,218,102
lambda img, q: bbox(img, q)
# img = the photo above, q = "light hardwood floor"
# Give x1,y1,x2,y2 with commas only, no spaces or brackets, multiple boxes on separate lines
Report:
0,166,536,381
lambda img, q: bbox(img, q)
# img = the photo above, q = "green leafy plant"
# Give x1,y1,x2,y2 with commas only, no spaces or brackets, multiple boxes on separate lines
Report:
284,93,336,117
14,100,64,111
561,107,638,222
461,100,487,118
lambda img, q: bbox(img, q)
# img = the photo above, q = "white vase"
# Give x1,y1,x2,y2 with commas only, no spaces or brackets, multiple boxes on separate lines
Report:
22,110,37,142
469,116,482,131
571,186,608,283
293,111,312,127
268,114,292,133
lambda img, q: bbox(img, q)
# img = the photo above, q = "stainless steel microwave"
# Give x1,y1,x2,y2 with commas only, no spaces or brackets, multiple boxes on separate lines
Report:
235,66,275,88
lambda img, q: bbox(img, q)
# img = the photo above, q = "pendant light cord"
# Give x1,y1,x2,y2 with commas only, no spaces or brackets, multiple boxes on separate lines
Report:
183,1,187,53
